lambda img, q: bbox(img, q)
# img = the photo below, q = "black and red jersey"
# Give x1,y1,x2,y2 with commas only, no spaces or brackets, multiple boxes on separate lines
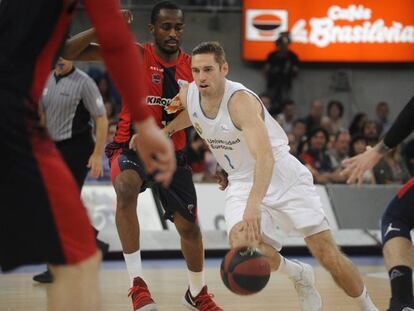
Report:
114,43,193,151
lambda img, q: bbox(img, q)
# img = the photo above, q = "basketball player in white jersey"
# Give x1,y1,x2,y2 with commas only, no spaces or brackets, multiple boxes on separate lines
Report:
162,41,379,311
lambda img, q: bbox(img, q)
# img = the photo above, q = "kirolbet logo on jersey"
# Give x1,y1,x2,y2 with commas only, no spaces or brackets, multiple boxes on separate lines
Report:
246,9,288,41
146,96,171,107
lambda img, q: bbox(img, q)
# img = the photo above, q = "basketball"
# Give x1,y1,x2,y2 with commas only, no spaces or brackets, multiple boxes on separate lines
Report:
220,247,271,295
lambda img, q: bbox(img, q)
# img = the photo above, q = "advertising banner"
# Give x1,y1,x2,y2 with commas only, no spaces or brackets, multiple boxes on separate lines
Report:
243,0,414,62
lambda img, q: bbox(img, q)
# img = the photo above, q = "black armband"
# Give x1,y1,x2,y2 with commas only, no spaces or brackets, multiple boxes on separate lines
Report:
383,96,414,149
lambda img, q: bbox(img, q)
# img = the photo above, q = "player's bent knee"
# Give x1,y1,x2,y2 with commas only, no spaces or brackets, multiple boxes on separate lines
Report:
178,223,201,240
174,215,201,240
114,173,141,206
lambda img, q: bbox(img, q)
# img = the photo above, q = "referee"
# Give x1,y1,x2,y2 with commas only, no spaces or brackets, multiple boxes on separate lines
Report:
34,57,109,283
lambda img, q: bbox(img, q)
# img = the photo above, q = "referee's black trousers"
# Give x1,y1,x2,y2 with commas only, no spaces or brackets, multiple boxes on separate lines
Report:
55,132,94,189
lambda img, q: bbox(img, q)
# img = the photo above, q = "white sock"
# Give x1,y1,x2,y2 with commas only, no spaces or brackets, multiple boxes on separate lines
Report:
123,250,143,286
188,270,205,297
276,257,303,281
355,286,379,311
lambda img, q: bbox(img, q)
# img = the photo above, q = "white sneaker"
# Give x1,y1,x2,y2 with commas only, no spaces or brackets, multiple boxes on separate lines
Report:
290,260,322,311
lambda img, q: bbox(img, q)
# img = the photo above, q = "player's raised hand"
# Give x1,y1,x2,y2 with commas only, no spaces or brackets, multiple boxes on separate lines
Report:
341,145,383,184
134,118,176,187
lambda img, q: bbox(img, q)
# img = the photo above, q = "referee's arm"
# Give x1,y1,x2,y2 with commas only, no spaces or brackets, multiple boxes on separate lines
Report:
82,76,108,178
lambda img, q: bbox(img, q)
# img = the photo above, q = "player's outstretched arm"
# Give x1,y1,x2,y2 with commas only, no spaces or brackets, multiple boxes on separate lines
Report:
341,143,385,184
229,91,275,246
342,96,414,184
63,29,101,61
63,10,134,61
84,0,175,186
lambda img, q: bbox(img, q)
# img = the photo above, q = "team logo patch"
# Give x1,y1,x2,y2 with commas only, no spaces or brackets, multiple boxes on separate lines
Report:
187,204,195,215
194,122,203,135
220,124,229,133
152,73,161,84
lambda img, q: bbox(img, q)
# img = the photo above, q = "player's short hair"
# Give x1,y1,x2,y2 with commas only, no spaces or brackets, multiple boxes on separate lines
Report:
151,1,183,24
192,41,227,67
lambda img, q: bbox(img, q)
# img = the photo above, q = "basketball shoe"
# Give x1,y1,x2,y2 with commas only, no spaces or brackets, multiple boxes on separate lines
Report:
290,260,322,311
128,276,158,311
387,303,414,311
182,285,223,311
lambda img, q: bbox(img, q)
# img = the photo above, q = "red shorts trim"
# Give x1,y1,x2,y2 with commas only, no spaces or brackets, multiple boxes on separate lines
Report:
31,134,97,265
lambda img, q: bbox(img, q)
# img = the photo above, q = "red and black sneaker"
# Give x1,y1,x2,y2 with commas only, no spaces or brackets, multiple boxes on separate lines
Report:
128,276,158,311
182,286,223,311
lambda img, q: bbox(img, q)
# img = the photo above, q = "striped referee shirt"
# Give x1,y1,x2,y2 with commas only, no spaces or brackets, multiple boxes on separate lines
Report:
40,67,105,141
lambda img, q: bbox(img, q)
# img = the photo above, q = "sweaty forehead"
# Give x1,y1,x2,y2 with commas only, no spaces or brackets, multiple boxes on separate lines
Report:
156,9,184,24
191,54,216,65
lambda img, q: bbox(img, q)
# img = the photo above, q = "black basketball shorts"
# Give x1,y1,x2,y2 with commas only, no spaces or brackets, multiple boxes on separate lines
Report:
381,178,414,245
106,144,198,223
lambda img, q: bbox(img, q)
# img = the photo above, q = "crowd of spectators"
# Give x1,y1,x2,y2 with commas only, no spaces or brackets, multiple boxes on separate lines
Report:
84,67,412,186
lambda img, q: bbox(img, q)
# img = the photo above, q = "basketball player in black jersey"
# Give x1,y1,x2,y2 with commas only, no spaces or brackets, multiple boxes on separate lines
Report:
343,96,414,311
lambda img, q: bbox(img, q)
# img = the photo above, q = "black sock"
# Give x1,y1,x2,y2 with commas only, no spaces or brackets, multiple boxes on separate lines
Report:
389,265,414,306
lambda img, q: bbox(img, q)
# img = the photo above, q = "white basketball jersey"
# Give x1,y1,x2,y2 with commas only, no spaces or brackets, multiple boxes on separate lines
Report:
186,79,289,182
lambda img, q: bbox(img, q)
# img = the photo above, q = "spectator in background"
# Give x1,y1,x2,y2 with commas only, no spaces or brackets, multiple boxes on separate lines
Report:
300,128,333,174
362,120,380,147
276,99,297,133
287,133,298,156
329,131,351,170
374,146,411,184
104,100,118,124
346,134,376,184
259,93,273,113
325,100,345,134
292,118,307,155
375,101,391,134
349,112,367,137
96,75,116,105
305,100,323,136
263,31,299,114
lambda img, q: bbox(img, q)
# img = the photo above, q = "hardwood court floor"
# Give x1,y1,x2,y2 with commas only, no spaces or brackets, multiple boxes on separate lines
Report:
0,263,390,310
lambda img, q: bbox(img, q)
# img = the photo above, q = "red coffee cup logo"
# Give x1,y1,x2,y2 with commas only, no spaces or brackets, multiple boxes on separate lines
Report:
246,9,287,41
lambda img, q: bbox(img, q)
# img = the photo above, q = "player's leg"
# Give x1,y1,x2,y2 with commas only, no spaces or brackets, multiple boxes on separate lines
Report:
48,252,101,311
305,230,378,311
109,148,157,310
275,154,377,310
156,152,222,310
33,132,100,311
381,190,414,311
33,134,98,284
228,219,322,311
0,91,100,310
